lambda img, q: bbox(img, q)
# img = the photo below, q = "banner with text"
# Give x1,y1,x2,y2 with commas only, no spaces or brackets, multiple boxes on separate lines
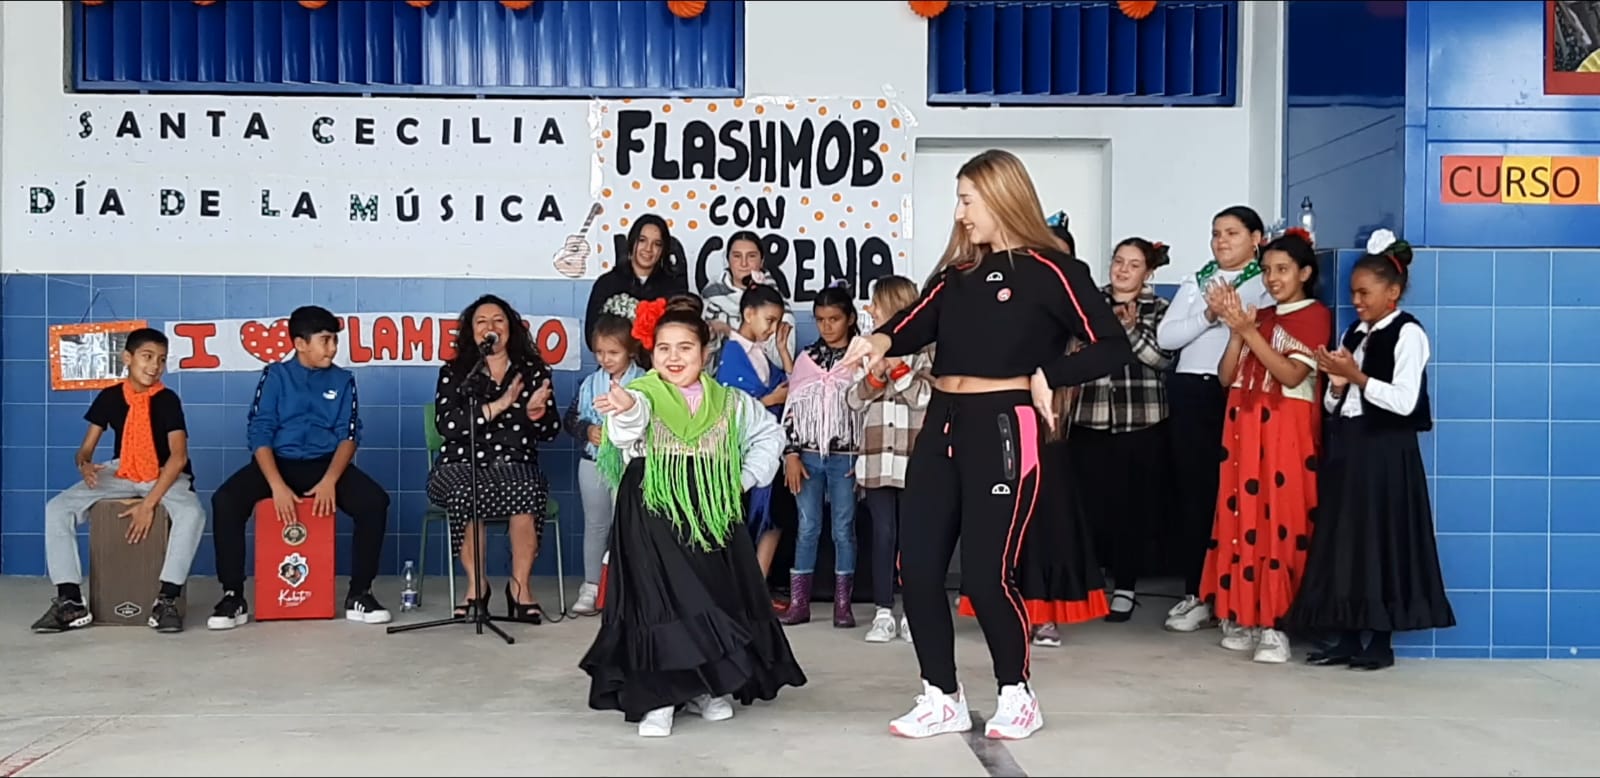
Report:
8,97,597,277
163,313,581,373
585,97,914,303
1441,155,1600,204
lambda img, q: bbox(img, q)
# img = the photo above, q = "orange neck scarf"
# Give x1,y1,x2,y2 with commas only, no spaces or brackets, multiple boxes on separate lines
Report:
116,381,165,483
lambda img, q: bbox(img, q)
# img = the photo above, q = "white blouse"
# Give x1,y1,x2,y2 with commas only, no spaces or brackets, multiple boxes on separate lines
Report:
1325,309,1431,418
1157,266,1276,377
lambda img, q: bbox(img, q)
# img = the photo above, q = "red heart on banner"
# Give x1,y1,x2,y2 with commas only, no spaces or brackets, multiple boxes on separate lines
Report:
240,319,293,364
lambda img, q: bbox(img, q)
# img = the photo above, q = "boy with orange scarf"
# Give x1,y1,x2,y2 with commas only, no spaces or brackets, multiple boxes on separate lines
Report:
33,328,206,634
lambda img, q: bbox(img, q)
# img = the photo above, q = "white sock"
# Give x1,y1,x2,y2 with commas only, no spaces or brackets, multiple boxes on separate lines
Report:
1110,589,1135,612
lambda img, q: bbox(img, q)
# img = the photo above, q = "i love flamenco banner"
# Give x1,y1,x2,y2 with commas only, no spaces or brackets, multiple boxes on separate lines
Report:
160,311,582,373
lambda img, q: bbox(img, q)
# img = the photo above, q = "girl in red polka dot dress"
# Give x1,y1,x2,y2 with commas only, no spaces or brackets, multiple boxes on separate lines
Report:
1200,229,1331,664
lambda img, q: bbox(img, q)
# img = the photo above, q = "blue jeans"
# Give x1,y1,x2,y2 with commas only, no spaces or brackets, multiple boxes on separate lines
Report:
792,450,858,575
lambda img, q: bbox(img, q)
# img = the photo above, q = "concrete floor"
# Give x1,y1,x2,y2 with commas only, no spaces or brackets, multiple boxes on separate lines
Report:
1,575,1595,777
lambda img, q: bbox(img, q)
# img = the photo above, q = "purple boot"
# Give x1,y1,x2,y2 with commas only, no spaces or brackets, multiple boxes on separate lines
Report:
834,574,857,628
778,572,812,625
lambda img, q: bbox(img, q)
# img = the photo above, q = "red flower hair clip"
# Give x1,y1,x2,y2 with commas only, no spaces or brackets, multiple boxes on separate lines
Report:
1283,226,1314,245
631,298,668,350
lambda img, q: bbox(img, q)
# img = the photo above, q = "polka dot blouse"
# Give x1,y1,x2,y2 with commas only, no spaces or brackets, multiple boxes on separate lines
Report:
433,359,561,466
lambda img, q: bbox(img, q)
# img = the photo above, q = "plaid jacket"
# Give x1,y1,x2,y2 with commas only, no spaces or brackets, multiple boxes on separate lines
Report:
846,346,935,490
1071,285,1172,433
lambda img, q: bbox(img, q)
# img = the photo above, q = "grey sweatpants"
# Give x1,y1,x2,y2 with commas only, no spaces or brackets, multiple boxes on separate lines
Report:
45,460,207,588
577,457,616,584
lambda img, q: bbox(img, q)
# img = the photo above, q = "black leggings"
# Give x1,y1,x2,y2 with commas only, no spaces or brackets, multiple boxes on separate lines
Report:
1167,374,1227,596
900,390,1043,695
212,455,391,596
863,487,902,608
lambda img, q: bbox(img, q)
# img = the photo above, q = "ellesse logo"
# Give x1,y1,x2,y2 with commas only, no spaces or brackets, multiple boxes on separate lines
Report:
991,483,1012,496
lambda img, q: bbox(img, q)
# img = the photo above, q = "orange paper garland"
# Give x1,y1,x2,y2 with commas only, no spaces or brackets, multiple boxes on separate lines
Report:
299,0,328,9
500,0,534,9
406,0,434,7
668,0,706,19
909,1,949,18
1118,1,1158,20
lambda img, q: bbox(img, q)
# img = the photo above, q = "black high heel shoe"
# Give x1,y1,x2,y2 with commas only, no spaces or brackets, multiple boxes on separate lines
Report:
453,586,492,618
505,581,544,625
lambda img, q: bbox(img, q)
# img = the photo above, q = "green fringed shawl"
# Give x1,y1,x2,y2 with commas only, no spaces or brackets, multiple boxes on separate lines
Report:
598,371,746,551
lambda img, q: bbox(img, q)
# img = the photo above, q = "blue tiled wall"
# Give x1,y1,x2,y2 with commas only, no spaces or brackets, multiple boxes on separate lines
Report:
0,273,823,586
1405,1,1600,249
1324,247,1600,660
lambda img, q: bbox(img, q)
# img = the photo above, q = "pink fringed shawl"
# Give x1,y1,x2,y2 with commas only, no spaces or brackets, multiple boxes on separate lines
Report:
783,350,862,457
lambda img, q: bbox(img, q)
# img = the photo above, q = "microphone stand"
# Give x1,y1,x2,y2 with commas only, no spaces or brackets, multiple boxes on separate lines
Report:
389,340,516,644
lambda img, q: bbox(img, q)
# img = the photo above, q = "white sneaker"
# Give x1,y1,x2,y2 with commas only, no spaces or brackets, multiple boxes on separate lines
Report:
985,683,1044,740
865,608,897,643
1220,620,1259,651
888,681,971,739
344,592,393,625
1253,629,1290,663
900,615,913,644
572,582,600,616
638,706,674,737
1163,595,1214,632
684,693,734,721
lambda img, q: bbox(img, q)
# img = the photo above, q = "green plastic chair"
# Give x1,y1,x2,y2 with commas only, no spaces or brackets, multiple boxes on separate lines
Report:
417,402,454,607
415,402,565,614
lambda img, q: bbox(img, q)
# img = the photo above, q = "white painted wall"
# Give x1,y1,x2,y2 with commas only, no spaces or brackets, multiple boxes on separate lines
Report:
1,0,1285,284
746,0,1285,283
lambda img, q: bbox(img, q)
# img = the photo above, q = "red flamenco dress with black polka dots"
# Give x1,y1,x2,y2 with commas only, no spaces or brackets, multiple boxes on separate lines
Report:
1200,299,1330,647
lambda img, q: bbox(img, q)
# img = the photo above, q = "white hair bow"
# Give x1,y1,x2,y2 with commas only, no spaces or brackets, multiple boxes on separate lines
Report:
1366,229,1397,255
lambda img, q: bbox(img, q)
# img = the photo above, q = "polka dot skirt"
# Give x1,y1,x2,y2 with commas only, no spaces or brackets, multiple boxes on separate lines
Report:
426,461,549,556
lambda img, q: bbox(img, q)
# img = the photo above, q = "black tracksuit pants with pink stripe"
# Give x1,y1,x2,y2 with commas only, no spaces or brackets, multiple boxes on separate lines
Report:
901,388,1043,696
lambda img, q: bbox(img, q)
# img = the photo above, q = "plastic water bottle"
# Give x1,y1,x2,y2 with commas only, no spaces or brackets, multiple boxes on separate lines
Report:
401,560,419,612
1299,196,1316,244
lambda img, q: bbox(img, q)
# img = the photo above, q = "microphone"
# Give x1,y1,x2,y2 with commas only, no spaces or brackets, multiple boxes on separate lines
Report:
477,332,499,356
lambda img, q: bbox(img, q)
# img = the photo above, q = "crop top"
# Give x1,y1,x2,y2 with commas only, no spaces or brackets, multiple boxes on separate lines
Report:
876,248,1131,389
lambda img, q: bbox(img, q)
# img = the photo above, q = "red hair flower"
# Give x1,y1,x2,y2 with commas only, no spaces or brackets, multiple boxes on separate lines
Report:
632,298,668,351
1283,226,1314,246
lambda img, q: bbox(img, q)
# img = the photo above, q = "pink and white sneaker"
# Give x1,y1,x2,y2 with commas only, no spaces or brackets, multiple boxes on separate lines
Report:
888,681,971,738
984,683,1044,740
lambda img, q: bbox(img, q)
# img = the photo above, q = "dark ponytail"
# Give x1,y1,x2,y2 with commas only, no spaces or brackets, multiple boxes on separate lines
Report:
1262,229,1320,298
813,281,860,338
1115,237,1172,271
654,294,711,347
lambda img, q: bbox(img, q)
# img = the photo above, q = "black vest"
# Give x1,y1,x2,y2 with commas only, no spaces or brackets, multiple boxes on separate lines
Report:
1338,311,1432,432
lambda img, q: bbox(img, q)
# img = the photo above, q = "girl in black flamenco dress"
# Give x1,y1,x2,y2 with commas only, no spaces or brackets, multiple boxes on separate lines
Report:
579,298,807,737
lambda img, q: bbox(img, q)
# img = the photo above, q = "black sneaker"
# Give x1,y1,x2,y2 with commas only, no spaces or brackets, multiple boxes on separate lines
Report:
345,592,393,624
31,598,91,633
206,591,250,631
148,597,184,633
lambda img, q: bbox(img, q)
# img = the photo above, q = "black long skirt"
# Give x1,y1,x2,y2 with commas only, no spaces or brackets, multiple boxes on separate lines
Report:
579,458,808,722
957,440,1110,624
1284,419,1455,633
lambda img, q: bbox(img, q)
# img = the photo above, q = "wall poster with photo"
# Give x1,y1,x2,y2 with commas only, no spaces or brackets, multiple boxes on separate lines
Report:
1549,1,1600,93
48,320,148,391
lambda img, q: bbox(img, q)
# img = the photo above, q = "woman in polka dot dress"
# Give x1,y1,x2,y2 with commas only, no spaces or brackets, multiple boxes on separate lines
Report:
1200,230,1331,664
426,294,562,623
